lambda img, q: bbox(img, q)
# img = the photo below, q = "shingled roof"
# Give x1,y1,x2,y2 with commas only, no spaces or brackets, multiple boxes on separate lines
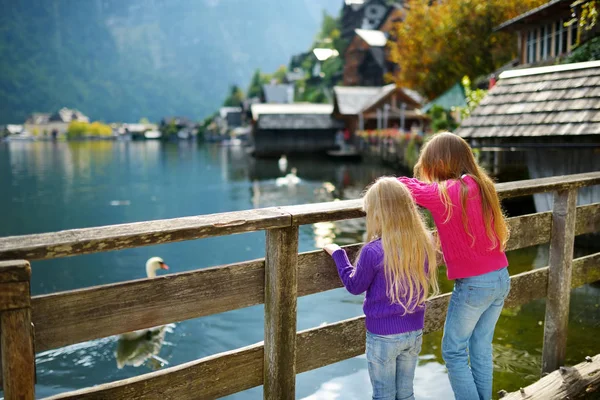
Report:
257,114,343,130
456,61,600,138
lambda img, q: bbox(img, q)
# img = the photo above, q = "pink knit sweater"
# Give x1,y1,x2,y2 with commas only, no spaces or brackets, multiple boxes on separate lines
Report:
398,176,508,280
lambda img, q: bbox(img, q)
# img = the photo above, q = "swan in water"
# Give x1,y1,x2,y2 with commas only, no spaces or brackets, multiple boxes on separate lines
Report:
115,257,171,369
278,155,288,173
120,257,169,341
276,167,301,187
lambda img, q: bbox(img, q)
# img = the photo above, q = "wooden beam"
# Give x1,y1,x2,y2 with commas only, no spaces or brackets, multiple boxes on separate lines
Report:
542,189,577,374
499,354,600,399
0,260,34,400
29,206,599,353
264,227,299,400
0,208,291,261
1,173,598,261
38,253,600,400
496,172,600,200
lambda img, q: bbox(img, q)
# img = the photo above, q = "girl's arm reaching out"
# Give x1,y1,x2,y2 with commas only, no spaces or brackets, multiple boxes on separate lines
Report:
324,244,376,295
397,177,443,210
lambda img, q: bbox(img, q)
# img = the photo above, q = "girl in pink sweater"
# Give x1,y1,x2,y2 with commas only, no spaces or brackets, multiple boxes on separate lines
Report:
398,132,510,400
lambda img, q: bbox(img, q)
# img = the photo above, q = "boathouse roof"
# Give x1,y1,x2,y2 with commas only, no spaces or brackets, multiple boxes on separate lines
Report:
456,60,600,138
257,114,343,130
251,103,333,121
494,0,571,32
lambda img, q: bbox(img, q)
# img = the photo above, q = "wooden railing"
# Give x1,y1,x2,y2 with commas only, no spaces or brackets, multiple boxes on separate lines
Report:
0,171,599,399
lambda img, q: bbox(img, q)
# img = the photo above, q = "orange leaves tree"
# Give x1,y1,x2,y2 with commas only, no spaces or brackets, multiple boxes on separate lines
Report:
388,0,546,99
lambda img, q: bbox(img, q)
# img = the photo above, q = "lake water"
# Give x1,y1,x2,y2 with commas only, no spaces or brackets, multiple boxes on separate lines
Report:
0,141,598,399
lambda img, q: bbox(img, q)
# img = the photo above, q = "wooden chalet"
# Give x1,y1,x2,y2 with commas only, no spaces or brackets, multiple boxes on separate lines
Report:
495,0,599,67
342,4,404,86
456,60,600,211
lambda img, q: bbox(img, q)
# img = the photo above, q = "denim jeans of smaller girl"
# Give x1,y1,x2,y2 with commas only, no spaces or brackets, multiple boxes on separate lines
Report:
366,329,423,400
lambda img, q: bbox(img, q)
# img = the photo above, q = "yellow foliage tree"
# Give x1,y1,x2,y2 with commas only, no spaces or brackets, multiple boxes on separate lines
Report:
88,121,113,136
388,0,546,99
67,121,89,138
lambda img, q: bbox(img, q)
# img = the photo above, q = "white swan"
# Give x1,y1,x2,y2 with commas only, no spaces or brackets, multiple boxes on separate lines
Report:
116,257,171,369
119,257,169,341
278,155,288,173
276,167,301,187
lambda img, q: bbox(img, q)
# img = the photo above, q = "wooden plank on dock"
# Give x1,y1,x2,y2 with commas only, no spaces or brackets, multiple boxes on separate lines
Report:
38,252,600,400
0,208,291,261
499,354,600,399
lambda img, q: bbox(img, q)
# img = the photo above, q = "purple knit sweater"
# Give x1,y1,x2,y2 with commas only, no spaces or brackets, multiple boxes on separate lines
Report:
331,239,425,335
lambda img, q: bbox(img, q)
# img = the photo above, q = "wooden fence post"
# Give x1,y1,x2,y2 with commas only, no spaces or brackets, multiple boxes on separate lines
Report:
541,190,577,374
0,260,35,400
264,227,299,400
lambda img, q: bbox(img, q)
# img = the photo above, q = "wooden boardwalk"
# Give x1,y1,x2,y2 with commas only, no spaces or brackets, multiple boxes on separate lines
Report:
0,172,599,399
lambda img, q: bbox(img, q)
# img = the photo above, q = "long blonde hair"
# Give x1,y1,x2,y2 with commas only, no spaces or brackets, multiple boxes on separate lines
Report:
361,177,439,312
414,132,509,250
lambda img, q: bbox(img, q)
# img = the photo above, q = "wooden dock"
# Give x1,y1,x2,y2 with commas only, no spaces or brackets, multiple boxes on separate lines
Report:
0,172,599,399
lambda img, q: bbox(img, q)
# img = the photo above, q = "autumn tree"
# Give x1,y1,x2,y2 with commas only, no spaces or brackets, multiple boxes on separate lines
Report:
388,0,546,99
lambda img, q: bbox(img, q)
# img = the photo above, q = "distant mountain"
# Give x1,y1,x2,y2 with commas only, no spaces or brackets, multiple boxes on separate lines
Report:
0,0,341,124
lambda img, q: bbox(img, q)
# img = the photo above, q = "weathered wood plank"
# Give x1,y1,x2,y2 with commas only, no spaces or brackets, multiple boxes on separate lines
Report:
542,189,578,375
496,171,600,199
571,252,600,288
0,208,291,261
574,202,600,236
1,308,35,400
31,259,265,352
264,227,299,400
0,260,31,283
281,199,364,226
0,282,31,312
506,212,551,251
2,173,598,261
42,342,264,400
38,255,600,400
499,354,600,400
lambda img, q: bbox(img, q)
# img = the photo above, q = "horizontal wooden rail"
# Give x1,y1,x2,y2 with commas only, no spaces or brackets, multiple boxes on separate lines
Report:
42,252,600,400
29,204,599,352
1,172,599,261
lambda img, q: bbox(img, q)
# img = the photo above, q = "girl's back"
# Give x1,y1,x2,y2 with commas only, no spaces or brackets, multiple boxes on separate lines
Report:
399,175,508,280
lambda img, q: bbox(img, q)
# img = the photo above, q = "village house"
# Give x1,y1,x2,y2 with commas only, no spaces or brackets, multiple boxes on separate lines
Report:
456,60,600,212
333,83,428,135
342,1,404,86
495,0,599,67
24,108,89,138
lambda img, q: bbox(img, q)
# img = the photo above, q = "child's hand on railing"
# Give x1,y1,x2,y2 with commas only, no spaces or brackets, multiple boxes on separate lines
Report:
323,244,341,255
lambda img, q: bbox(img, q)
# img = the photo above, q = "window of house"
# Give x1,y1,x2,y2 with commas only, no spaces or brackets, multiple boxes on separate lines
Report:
570,22,578,47
562,22,568,53
540,25,547,59
554,20,563,56
527,29,536,64
544,24,552,59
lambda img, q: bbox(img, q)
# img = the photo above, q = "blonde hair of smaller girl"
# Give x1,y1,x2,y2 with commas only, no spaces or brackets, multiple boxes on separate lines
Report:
413,132,509,250
362,177,439,313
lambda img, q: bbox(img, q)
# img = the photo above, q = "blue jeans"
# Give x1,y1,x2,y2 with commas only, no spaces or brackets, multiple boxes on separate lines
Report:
442,267,510,400
366,329,423,400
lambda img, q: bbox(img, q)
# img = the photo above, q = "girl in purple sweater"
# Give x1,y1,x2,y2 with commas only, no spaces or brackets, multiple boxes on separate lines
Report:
324,177,439,400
